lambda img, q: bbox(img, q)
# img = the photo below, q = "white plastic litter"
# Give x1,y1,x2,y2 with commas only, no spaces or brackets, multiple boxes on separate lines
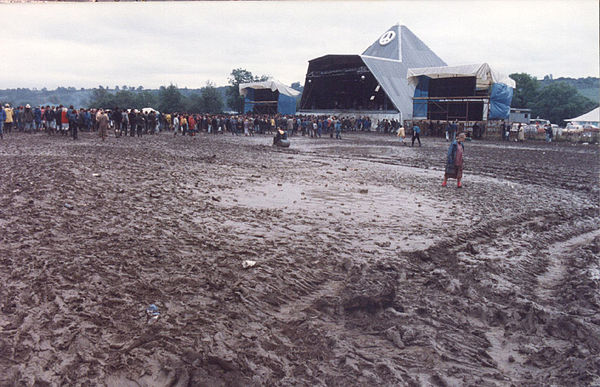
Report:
242,260,257,269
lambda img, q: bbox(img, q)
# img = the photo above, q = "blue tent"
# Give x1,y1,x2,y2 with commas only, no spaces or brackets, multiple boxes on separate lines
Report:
239,80,301,115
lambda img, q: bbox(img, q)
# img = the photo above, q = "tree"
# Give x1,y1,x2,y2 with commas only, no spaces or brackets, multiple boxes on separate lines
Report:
291,82,304,93
510,73,539,108
89,87,115,109
114,89,137,108
226,68,270,112
136,90,157,110
186,93,204,114
531,82,597,125
157,84,184,113
199,81,224,114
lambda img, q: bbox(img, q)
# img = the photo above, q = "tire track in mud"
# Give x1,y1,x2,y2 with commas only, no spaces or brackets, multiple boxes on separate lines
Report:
1,133,598,385
396,205,600,385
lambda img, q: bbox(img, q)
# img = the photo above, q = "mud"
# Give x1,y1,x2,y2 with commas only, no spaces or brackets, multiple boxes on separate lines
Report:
0,132,598,386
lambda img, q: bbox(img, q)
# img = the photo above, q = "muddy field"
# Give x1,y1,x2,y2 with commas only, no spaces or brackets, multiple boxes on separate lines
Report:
0,131,598,386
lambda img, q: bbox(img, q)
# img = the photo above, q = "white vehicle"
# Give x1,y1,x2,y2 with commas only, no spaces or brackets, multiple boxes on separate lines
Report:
565,123,583,133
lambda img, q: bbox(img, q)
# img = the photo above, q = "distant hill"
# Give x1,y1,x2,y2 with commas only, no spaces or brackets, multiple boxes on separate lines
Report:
539,76,599,103
0,85,235,110
0,76,595,110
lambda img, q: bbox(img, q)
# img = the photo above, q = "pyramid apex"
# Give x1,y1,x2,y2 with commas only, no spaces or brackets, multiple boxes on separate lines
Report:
361,25,446,67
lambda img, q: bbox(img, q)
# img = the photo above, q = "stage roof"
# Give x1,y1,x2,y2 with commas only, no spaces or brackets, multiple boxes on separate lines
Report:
239,80,300,98
407,63,516,89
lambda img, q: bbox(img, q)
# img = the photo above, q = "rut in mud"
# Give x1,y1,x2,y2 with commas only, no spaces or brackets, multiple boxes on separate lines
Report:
0,132,598,386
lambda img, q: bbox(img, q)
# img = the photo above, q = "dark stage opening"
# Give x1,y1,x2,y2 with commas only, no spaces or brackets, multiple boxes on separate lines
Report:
416,76,486,121
300,55,396,112
245,89,280,114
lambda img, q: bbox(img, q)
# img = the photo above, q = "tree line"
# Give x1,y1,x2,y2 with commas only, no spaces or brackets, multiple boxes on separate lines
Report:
510,73,598,125
1,71,596,123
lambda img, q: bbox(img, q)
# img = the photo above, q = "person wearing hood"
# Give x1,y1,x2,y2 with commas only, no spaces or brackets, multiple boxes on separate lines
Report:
23,104,34,133
34,106,42,131
442,132,466,188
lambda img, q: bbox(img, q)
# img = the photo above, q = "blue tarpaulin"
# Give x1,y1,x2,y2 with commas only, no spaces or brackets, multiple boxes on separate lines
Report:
277,94,297,115
239,80,301,115
489,83,513,119
412,76,429,118
243,89,255,113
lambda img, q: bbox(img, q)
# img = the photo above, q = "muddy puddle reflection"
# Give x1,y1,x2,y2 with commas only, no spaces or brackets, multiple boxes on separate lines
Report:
218,181,461,251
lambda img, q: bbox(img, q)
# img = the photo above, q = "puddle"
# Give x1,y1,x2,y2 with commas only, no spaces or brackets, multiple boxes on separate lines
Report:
219,181,462,235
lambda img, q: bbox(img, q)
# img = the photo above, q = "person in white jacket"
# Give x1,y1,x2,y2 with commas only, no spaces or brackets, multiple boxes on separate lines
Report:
172,114,180,136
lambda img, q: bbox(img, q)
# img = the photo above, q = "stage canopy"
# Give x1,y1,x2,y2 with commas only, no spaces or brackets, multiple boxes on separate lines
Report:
407,63,515,89
299,24,446,117
239,80,301,115
407,63,515,120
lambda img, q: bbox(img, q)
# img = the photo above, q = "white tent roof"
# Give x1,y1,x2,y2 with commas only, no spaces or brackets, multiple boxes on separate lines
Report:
565,107,599,123
407,63,516,89
239,80,300,98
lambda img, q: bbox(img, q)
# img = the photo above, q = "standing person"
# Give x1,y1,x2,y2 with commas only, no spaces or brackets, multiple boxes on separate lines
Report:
57,105,66,134
286,116,294,136
34,106,42,131
172,114,180,136
128,109,136,137
84,108,92,132
4,104,13,134
146,111,155,135
517,123,525,142
15,106,23,131
67,105,78,138
243,117,250,136
136,111,145,137
121,109,129,136
180,114,188,135
97,109,109,141
212,116,219,135
187,114,195,136
165,113,172,131
442,132,466,188
397,123,406,145
44,106,55,135
335,118,342,139
0,104,5,139
23,104,34,133
76,108,86,139
545,124,553,143
411,122,421,147
472,121,480,139
113,107,122,137
449,120,458,142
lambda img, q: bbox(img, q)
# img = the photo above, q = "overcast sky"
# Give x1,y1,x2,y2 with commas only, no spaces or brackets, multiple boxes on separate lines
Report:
1,0,598,89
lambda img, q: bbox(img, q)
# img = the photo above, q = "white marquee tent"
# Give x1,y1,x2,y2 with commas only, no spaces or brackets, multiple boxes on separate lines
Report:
565,107,599,125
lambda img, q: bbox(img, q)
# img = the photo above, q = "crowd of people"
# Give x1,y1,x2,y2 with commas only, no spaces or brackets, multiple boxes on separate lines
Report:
0,104,383,140
0,103,530,151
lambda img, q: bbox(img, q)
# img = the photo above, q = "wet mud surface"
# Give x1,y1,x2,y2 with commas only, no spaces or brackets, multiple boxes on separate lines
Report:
1,132,598,386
